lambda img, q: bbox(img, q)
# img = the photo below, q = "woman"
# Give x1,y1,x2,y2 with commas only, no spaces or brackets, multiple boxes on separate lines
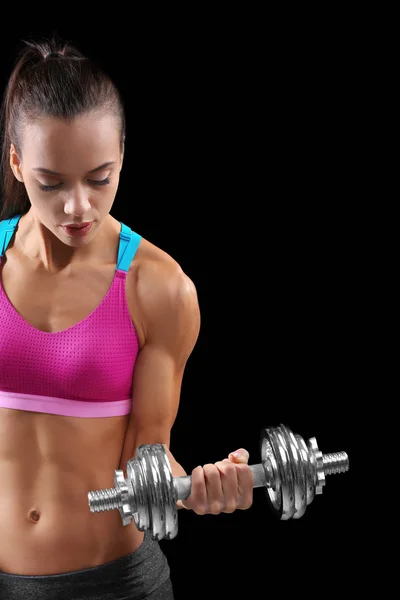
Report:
0,37,254,599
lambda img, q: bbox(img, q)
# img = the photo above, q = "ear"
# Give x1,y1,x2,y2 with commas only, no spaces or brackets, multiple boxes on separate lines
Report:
9,144,24,182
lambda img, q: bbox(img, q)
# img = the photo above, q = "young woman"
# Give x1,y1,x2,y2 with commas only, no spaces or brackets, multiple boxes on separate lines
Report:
0,37,253,599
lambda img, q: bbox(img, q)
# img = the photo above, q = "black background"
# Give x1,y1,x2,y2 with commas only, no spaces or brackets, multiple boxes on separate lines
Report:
0,9,370,599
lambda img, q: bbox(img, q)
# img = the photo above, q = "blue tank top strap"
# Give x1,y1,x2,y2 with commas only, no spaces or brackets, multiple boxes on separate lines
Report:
117,222,142,272
0,214,22,257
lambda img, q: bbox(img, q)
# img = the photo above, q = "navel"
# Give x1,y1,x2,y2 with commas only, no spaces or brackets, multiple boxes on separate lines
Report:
28,509,41,523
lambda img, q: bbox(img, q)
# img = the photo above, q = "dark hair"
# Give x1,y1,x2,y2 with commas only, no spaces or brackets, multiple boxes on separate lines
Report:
0,36,126,221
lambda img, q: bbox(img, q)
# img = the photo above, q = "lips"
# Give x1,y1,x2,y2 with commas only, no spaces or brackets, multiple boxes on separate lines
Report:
64,223,92,228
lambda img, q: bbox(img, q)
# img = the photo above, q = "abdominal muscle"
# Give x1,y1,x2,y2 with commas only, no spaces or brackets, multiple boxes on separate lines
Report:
0,407,145,576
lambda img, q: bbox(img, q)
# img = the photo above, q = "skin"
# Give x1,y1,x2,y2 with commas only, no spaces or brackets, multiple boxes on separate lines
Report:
0,110,253,574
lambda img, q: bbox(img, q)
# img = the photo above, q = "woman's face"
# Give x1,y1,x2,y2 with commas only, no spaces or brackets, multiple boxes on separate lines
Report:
10,111,124,245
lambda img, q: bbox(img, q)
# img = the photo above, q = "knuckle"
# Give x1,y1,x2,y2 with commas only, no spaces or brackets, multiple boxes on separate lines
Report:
194,505,207,516
224,503,237,514
217,461,236,478
209,501,223,515
203,463,217,478
224,462,237,474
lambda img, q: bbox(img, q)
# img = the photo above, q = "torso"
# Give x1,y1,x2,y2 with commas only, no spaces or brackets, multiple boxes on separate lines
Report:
0,214,146,575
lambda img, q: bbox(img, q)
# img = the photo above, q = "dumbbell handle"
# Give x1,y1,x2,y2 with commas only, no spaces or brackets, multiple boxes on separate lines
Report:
174,463,268,500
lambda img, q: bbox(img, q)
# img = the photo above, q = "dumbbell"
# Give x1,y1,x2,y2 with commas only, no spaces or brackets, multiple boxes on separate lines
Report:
87,424,349,541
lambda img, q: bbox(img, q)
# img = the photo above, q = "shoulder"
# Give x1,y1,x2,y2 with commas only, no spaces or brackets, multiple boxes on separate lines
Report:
133,237,198,308
129,236,201,351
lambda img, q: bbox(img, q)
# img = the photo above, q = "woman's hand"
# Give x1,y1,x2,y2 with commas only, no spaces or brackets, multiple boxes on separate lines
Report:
180,449,254,514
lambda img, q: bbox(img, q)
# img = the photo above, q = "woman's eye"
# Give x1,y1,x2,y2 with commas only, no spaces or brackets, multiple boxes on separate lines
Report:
38,177,110,192
38,183,61,192
89,177,110,186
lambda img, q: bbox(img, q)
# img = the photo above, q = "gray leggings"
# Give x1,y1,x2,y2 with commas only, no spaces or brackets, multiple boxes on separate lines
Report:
0,531,174,600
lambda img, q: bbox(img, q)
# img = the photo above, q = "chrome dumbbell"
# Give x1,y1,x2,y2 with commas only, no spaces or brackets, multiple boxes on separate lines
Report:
87,424,349,541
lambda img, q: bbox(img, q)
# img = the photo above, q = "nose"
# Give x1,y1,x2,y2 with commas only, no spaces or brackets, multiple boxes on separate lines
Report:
64,187,91,218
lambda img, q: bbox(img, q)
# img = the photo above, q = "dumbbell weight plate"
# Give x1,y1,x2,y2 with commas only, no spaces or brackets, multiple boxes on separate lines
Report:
261,425,313,520
127,444,179,541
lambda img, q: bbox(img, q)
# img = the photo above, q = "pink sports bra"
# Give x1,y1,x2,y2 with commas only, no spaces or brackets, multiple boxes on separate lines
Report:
0,214,141,418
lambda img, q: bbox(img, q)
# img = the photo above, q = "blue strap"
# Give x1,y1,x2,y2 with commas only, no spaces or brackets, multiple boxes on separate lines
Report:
117,222,142,272
0,214,22,257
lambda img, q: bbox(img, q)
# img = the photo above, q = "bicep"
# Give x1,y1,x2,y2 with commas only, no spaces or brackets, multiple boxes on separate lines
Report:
118,265,200,467
132,270,200,440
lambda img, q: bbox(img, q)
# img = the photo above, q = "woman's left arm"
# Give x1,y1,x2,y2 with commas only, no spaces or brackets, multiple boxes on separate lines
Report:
118,256,253,513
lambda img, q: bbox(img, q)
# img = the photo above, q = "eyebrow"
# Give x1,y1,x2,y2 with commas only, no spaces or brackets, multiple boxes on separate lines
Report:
32,161,116,176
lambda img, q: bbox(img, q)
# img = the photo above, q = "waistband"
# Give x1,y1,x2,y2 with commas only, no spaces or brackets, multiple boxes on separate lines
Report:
0,531,172,599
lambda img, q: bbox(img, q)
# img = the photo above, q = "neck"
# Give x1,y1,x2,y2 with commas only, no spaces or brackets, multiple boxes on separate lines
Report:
15,212,111,273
